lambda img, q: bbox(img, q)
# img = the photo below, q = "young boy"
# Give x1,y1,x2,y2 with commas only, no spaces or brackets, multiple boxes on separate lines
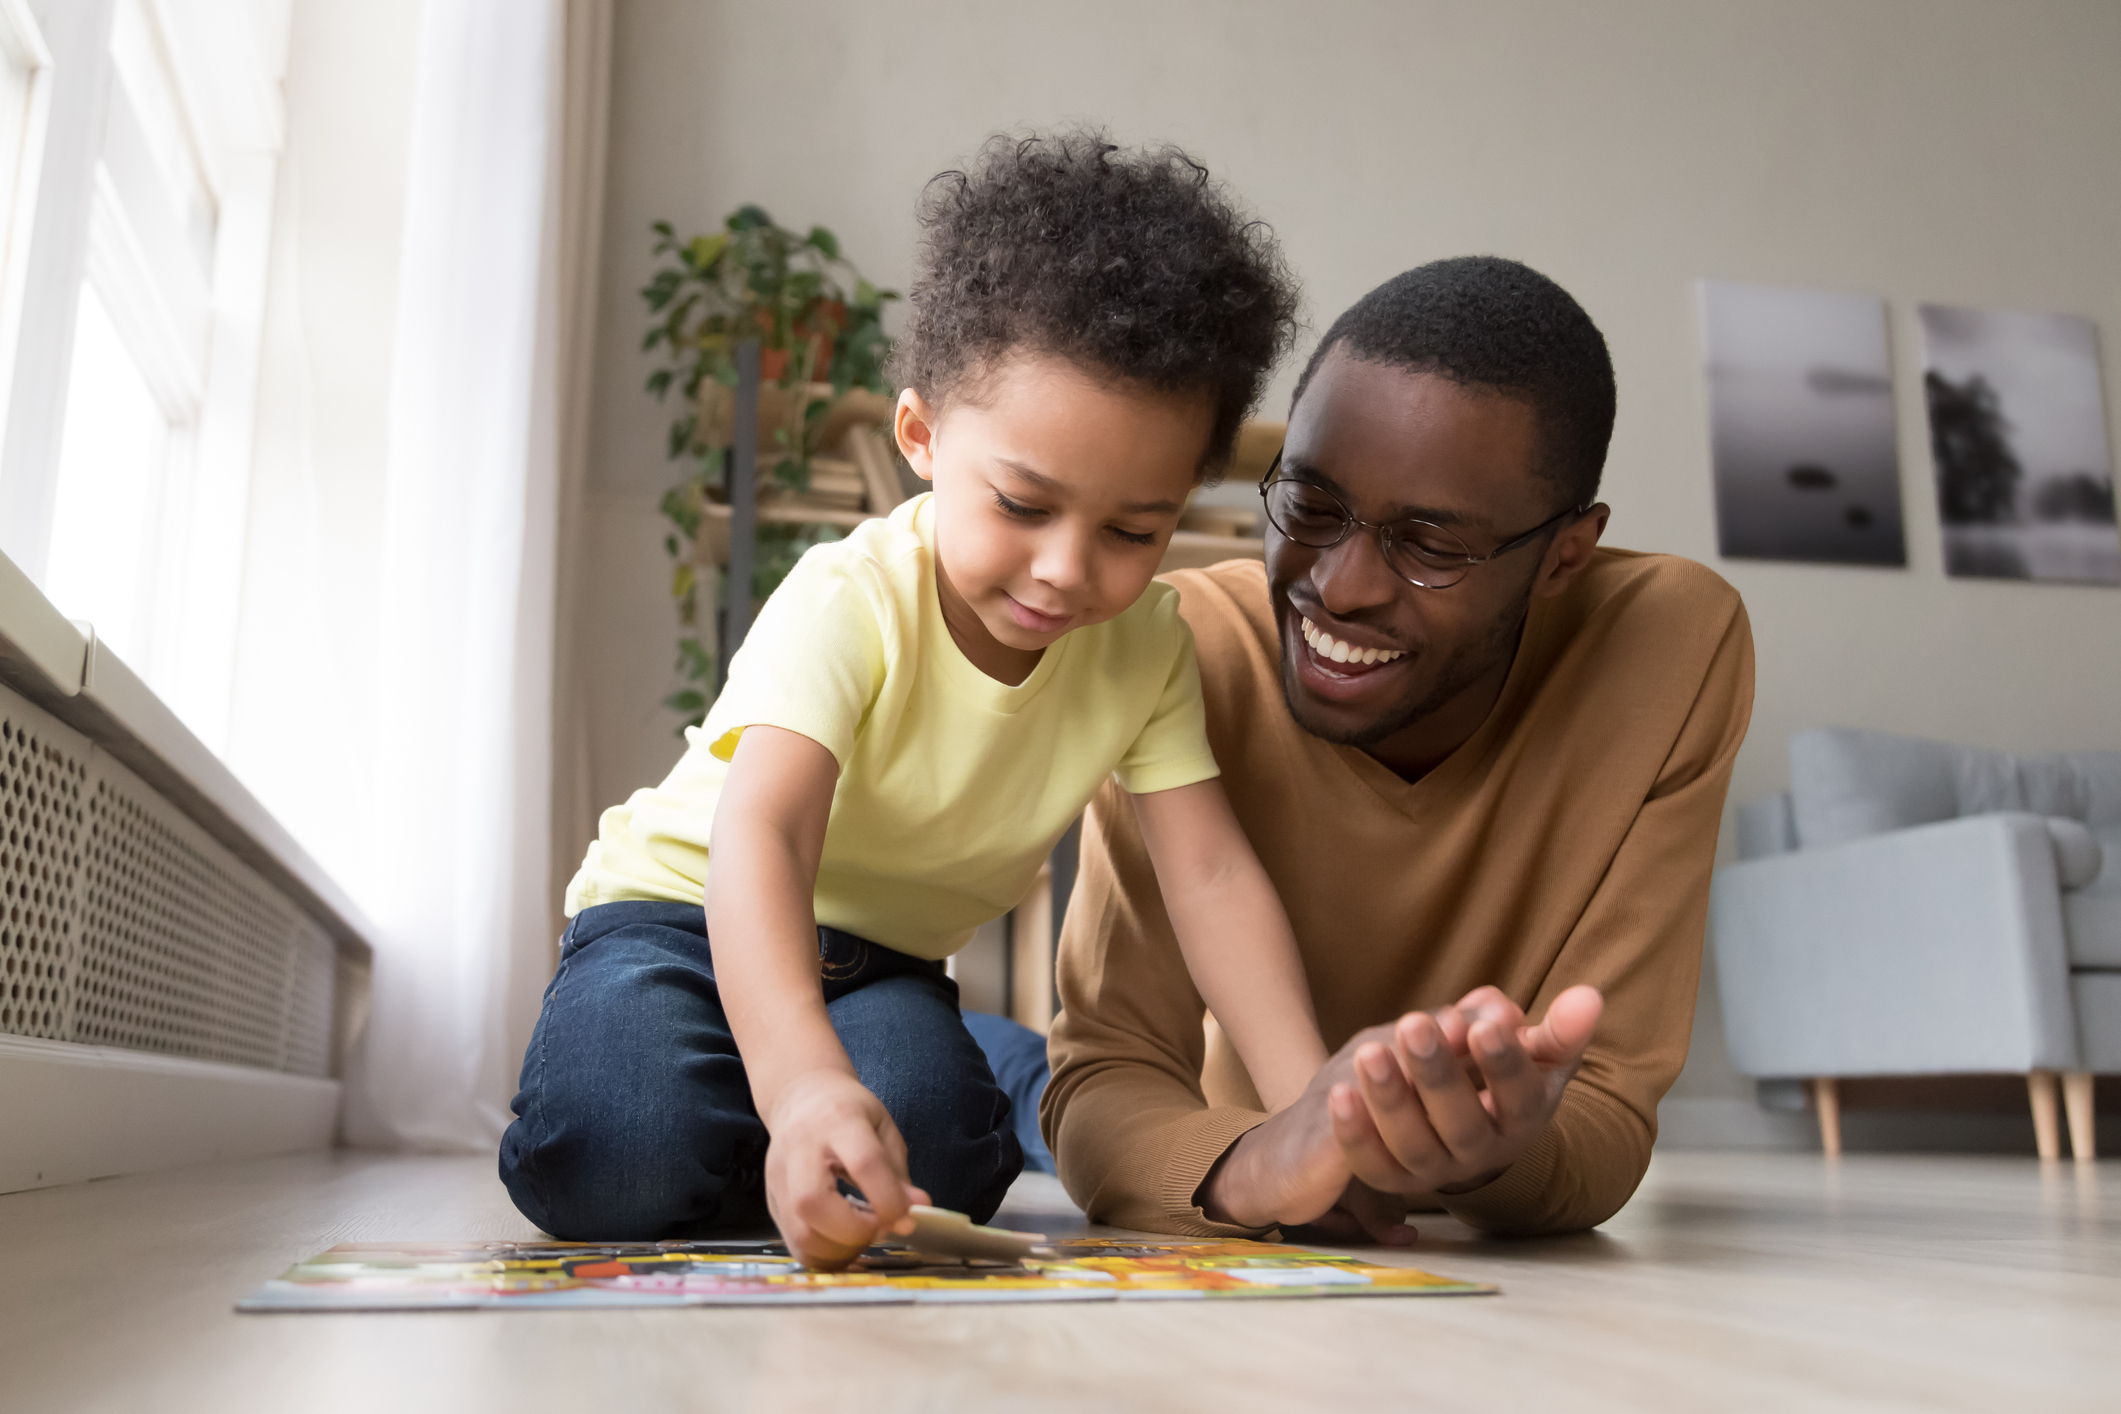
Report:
501,132,1316,1268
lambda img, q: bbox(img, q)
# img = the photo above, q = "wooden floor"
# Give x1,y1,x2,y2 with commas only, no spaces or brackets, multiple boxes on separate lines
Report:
1,1149,2114,1412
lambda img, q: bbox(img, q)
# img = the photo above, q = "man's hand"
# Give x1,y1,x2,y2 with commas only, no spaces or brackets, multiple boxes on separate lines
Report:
763,1070,928,1270
1199,985,1602,1232
1331,985,1602,1199
1282,1178,1422,1246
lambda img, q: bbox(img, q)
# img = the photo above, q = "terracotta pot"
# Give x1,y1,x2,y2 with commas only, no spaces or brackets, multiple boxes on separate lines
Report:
750,300,845,384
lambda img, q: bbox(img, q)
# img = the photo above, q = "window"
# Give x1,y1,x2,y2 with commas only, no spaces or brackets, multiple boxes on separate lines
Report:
16,0,287,741
47,0,216,672
0,0,52,430
43,281,169,664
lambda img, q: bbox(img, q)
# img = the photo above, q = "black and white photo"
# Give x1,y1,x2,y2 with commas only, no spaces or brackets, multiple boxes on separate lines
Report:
1699,280,1906,567
1920,304,2119,585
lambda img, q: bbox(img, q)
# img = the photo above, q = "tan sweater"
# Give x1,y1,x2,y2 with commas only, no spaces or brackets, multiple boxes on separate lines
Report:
1042,548,1754,1237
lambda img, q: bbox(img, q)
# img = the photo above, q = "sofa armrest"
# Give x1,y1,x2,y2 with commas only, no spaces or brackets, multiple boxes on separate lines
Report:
1710,812,2078,1077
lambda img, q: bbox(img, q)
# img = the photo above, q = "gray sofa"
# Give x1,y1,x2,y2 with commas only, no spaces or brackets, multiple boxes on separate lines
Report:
1711,727,2121,1159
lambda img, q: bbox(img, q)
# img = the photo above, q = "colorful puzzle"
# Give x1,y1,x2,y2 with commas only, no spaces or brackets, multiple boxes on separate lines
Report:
238,1238,1495,1310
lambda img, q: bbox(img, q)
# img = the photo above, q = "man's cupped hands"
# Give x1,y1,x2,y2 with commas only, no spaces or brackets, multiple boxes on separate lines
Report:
1199,984,1604,1241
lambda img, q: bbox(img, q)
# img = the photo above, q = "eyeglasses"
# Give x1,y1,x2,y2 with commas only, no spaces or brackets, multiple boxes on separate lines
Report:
1257,451,1586,590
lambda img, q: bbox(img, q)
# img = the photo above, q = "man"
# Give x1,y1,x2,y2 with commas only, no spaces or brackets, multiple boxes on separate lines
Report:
1038,256,1754,1238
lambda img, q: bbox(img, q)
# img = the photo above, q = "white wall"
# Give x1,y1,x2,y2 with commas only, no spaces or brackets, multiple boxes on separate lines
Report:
581,0,2121,1129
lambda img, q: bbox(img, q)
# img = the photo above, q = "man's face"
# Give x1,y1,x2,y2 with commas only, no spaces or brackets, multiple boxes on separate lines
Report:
1267,350,1568,756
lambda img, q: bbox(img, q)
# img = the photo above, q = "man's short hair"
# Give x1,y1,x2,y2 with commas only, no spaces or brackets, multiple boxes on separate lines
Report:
1291,257,1616,510
893,129,1299,477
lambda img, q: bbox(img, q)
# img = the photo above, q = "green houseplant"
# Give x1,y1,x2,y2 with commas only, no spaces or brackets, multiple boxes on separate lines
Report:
641,206,897,728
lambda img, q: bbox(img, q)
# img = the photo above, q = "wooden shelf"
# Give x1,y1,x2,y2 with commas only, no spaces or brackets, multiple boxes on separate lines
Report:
694,508,1266,574
699,498,876,531
1160,529,1264,573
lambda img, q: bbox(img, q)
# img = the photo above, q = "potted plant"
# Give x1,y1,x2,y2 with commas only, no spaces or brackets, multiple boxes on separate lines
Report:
641,205,898,728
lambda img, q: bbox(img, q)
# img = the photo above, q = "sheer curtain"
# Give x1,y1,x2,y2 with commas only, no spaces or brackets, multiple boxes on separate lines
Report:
224,0,609,1150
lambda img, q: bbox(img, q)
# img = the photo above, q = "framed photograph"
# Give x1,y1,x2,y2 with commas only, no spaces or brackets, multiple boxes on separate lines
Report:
1698,280,1906,566
1919,305,2118,585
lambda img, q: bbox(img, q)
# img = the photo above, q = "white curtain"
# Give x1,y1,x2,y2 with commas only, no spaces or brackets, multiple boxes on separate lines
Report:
333,0,563,1149
226,0,607,1150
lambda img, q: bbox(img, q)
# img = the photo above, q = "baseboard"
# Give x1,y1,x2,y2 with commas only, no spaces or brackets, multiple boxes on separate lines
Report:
0,1035,341,1194
1656,1095,2052,1154
1658,1097,1821,1150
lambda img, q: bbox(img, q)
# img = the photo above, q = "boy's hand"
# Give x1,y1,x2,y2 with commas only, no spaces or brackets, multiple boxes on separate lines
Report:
763,1070,929,1270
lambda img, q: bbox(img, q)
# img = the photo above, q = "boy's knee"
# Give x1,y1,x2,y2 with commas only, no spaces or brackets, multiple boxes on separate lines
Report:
501,913,764,1238
501,1106,765,1240
912,1125,1022,1224
835,976,1026,1221
868,1064,1023,1222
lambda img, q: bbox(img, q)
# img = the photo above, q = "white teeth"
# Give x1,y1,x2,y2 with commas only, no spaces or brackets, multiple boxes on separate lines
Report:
1299,615,1406,667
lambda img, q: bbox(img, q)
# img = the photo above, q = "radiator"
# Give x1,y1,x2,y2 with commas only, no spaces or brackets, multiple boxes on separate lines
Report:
1,680,337,1077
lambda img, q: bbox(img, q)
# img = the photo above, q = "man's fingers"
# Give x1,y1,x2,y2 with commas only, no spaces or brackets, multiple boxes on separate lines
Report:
1329,1082,1427,1193
1430,1004,1470,1058
1468,1017,1547,1132
1353,1040,1450,1176
1341,1181,1419,1247
1391,1012,1495,1161
1453,985,1525,1030
1520,985,1604,1065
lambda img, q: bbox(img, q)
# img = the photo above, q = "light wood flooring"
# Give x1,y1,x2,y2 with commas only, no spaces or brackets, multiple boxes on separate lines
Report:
0,1149,2114,1412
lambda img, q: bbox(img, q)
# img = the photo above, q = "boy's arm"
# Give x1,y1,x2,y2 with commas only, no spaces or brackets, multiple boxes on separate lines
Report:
1128,778,1329,1113
708,725,924,1267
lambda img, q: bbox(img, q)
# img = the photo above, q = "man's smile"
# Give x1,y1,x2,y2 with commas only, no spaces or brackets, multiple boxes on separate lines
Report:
1299,616,1406,667
1286,607,1416,704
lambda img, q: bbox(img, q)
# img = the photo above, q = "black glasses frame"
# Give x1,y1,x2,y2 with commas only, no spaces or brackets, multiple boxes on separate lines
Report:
1258,450,1587,589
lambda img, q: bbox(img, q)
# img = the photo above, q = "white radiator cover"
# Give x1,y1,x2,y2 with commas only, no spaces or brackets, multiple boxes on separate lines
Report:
1,681,336,1074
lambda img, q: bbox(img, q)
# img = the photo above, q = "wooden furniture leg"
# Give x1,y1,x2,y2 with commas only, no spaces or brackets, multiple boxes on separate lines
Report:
1008,861,1055,1036
1813,1077,1841,1158
2028,1071,2061,1160
2062,1071,2095,1162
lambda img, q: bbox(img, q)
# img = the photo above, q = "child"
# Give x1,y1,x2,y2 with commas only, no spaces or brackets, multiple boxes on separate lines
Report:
500,132,1319,1268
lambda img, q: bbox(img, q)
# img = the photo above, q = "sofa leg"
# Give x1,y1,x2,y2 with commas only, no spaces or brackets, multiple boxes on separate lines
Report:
2062,1072,2095,1162
1813,1077,1841,1158
2028,1071,2061,1160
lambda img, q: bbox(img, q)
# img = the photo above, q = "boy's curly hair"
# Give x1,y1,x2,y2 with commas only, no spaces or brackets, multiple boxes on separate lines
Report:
893,130,1299,478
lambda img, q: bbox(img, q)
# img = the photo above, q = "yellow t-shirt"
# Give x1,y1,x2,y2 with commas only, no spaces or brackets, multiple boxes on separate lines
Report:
564,494,1221,960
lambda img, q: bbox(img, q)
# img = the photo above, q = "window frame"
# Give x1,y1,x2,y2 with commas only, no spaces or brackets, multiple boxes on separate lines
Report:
0,0,288,751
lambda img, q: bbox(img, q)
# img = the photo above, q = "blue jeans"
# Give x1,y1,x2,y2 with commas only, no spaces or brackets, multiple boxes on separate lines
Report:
499,901,1025,1240
960,1009,1054,1175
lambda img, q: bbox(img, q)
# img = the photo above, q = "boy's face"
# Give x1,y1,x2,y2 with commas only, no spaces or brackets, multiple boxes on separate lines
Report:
896,354,1209,663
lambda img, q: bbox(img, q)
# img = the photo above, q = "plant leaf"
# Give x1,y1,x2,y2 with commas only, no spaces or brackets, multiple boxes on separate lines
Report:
686,232,728,270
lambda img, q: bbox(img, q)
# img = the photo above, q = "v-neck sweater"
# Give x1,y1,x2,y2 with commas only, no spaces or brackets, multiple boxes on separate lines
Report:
1043,548,1754,1236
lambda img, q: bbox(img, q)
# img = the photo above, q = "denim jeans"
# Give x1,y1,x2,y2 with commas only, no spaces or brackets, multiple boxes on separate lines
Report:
959,1008,1054,1175
499,901,1024,1240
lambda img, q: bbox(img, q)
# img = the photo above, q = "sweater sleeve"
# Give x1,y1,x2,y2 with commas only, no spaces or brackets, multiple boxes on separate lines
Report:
1441,594,1756,1235
1041,776,1275,1236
